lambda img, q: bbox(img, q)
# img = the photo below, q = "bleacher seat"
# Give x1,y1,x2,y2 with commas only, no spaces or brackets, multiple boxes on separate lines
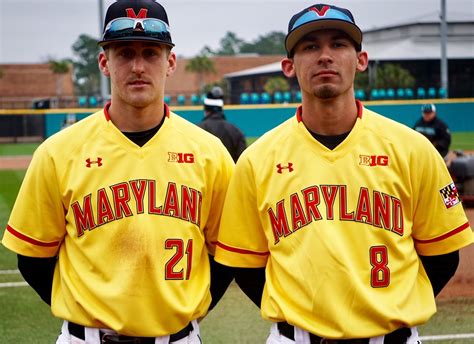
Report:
283,91,292,103
405,88,414,99
88,96,98,107
370,89,379,100
355,89,366,100
295,91,302,103
260,92,271,104
438,87,447,98
191,94,200,105
78,96,87,107
378,89,387,100
250,92,260,104
240,93,250,105
164,95,171,104
417,87,426,99
386,88,395,99
428,87,437,98
396,88,405,99
273,91,283,104
177,94,186,106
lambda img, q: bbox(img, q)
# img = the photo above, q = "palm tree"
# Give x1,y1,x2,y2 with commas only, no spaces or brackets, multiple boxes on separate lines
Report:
49,59,71,100
264,77,289,94
185,55,216,92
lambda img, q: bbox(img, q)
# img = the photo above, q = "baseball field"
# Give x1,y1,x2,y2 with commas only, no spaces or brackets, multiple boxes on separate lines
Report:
0,140,473,343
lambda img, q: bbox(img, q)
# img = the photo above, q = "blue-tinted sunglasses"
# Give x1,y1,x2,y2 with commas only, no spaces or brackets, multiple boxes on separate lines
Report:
102,17,172,44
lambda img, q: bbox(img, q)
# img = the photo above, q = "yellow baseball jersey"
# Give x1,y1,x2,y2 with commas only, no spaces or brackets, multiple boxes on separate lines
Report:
215,103,473,339
2,104,234,336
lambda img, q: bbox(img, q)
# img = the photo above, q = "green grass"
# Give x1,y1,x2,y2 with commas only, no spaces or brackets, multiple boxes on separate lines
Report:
0,138,473,343
0,281,472,343
0,143,39,156
0,170,26,269
451,132,474,151
0,132,473,156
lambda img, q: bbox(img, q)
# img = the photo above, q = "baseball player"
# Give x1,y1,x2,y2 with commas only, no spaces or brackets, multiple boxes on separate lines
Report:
198,86,247,162
2,1,234,343
215,3,473,343
413,103,451,158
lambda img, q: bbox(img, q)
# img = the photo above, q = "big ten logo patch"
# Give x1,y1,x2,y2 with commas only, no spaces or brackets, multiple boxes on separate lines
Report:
359,155,389,167
168,152,195,163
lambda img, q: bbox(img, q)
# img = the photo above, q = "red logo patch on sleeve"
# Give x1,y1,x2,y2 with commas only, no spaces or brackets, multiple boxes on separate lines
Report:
439,182,460,209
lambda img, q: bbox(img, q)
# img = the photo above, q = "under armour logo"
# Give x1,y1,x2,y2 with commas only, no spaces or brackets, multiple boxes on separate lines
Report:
276,163,294,174
86,157,103,168
126,8,148,18
309,5,330,16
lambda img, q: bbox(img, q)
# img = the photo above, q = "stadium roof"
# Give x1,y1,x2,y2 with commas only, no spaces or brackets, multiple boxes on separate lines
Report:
225,19,474,79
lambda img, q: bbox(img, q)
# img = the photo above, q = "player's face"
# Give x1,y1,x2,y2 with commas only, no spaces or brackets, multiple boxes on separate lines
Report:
99,41,176,109
422,111,436,122
282,29,368,100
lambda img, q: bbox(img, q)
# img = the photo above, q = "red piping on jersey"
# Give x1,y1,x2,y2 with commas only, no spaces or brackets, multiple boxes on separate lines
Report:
104,101,112,121
414,222,470,244
296,100,364,123
5,225,60,247
103,102,170,121
216,241,269,256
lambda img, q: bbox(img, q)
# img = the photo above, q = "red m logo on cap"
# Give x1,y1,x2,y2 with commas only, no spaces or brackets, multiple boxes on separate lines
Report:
309,5,330,16
126,8,148,18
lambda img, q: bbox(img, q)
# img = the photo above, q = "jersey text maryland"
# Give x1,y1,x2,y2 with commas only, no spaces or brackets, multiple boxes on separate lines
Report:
268,185,403,244
72,180,202,236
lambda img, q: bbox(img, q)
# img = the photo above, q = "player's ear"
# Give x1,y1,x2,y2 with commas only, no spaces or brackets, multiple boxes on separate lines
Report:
166,51,177,77
281,58,296,78
356,51,368,73
98,51,110,77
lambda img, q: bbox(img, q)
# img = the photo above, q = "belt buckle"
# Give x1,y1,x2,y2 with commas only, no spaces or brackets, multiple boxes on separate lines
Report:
101,333,141,344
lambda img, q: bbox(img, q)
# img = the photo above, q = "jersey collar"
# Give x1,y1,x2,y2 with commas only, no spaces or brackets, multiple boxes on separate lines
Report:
296,100,364,122
103,102,171,121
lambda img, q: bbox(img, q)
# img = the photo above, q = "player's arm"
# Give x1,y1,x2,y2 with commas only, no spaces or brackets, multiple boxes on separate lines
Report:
17,254,56,305
209,255,265,309
435,122,451,156
208,254,235,310
234,266,265,308
419,251,459,297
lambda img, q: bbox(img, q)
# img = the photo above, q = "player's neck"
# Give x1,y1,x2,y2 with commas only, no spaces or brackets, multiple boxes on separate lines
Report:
301,95,358,136
108,100,165,132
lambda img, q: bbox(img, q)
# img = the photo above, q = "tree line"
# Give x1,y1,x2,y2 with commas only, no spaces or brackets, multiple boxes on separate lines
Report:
47,31,414,99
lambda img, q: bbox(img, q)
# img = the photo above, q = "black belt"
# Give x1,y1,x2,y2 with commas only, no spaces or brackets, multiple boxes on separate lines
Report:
277,322,412,344
68,321,193,343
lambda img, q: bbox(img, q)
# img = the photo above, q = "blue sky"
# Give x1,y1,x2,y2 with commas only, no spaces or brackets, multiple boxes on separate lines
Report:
0,0,472,63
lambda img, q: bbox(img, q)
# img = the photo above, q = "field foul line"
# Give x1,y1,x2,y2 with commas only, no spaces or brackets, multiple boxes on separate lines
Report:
420,333,474,341
0,269,20,274
0,281,28,288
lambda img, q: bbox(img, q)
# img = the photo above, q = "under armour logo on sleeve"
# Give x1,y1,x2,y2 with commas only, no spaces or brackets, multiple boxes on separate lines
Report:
86,157,103,168
276,163,294,174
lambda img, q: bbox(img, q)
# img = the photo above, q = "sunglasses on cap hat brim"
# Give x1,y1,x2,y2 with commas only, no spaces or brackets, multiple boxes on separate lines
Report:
98,17,174,47
285,5,362,56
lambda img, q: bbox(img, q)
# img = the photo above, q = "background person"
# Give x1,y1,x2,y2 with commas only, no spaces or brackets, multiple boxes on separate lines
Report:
215,3,473,344
198,86,247,162
2,1,234,343
413,103,451,157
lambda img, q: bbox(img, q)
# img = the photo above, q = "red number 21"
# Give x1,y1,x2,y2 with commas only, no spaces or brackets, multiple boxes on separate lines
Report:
370,246,390,287
165,239,193,280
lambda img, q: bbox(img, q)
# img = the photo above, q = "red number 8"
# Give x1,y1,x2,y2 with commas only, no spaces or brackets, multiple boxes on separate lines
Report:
370,246,390,288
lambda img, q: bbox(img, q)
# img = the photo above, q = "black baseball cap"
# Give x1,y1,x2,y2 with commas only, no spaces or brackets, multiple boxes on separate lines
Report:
98,0,174,47
285,4,362,57
422,104,436,113
204,86,224,111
